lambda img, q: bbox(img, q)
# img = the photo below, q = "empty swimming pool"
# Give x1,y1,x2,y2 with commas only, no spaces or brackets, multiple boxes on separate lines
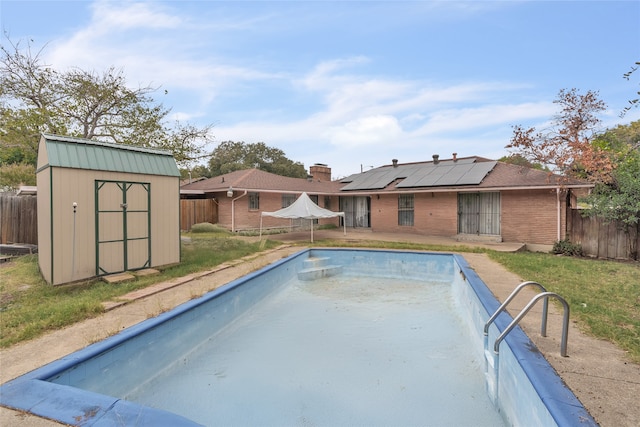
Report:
0,249,597,426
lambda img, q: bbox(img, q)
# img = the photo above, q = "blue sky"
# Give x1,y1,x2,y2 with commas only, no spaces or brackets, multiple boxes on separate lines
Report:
2,1,639,178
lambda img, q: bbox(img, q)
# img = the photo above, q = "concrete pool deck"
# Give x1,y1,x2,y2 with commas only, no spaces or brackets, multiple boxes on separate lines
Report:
1,230,639,426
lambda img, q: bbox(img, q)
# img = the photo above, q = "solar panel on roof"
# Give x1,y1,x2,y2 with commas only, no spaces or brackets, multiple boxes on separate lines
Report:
340,158,496,191
394,161,496,188
397,164,444,187
435,165,467,185
341,167,405,190
456,162,496,185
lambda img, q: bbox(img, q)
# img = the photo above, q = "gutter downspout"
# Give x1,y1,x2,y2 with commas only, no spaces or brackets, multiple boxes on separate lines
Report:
557,187,562,241
231,190,248,232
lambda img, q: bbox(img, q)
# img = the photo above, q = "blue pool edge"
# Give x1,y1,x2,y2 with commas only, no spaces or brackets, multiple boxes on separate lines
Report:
453,254,597,427
0,249,598,426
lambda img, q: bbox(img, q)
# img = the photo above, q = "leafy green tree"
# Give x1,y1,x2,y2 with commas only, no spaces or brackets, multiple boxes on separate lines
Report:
191,164,212,179
0,103,58,164
497,154,548,170
208,141,307,178
581,121,640,259
593,120,640,151
179,164,212,182
582,150,640,259
0,37,213,181
0,163,36,189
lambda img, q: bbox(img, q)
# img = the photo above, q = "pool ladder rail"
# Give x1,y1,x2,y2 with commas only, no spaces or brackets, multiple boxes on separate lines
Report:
484,281,570,357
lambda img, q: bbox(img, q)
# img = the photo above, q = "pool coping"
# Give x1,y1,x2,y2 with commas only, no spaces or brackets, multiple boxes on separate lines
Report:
0,248,599,426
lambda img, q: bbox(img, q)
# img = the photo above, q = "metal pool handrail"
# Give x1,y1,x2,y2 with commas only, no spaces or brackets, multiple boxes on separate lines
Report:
494,292,570,357
483,281,549,337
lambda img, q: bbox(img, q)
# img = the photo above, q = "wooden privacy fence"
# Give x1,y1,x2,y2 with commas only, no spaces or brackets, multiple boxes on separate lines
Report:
0,193,38,245
568,208,640,260
1,195,218,244
180,199,218,231
3,196,637,259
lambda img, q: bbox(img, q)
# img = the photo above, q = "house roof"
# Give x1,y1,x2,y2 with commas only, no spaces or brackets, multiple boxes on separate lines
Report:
39,133,180,177
180,156,593,197
339,157,592,193
478,162,588,189
180,168,343,194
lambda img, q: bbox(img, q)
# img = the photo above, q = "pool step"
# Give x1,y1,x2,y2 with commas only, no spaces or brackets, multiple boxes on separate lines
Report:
297,256,343,281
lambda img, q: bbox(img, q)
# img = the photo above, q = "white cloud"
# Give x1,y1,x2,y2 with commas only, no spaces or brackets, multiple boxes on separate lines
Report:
31,0,624,179
90,0,182,31
413,101,555,136
299,56,371,92
327,115,403,148
208,59,556,177
47,1,182,72
44,1,285,112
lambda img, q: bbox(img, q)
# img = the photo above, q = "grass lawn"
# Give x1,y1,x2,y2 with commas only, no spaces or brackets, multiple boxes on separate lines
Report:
0,230,279,348
1,234,638,364
487,251,640,364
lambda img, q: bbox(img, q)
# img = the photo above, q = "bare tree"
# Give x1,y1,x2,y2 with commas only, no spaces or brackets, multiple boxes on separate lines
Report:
506,88,613,183
621,61,640,118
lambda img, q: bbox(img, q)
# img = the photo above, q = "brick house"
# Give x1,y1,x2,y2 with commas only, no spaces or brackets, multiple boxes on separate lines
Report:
180,164,343,232
180,156,592,248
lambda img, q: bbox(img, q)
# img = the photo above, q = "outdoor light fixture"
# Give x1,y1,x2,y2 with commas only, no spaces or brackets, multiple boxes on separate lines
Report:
72,202,78,213
227,187,234,198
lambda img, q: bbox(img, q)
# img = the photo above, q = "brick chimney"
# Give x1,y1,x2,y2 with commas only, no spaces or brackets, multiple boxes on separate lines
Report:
309,163,332,181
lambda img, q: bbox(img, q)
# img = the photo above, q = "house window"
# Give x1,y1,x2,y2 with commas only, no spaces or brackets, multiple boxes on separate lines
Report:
282,194,296,208
458,192,500,235
248,192,260,210
309,195,319,224
324,196,331,209
398,194,414,226
340,196,370,228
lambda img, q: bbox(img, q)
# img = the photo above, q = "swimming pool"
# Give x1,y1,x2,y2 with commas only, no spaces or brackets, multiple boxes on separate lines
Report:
0,248,597,426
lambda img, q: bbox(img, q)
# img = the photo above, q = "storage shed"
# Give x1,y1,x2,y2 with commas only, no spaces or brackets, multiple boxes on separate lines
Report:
37,133,181,285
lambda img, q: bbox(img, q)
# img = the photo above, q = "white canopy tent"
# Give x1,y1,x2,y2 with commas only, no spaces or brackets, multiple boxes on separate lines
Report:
260,192,346,242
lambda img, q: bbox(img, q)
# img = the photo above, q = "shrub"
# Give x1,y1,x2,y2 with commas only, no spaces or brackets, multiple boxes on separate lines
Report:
317,224,338,230
552,239,584,257
190,223,229,234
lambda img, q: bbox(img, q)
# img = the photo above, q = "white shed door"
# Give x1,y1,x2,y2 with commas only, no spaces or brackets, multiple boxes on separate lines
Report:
96,180,151,276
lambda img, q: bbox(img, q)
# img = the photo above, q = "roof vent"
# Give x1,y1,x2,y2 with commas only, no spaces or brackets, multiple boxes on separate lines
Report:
392,159,398,168
432,154,440,165
452,153,457,162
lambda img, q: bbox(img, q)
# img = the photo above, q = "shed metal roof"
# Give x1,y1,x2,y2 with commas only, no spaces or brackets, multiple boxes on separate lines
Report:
41,133,180,177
